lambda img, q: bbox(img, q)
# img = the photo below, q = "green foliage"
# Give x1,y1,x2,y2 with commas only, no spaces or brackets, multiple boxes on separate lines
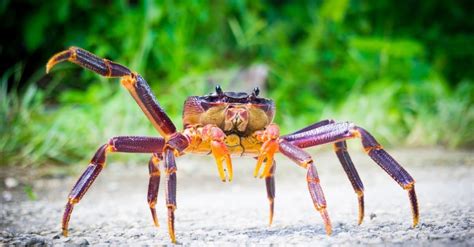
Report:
1,0,473,166
23,184,37,201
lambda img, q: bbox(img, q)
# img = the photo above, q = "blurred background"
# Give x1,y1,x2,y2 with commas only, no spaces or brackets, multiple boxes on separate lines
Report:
1,0,473,167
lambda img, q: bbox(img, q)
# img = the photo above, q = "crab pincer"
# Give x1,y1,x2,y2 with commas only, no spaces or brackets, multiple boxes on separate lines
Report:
202,124,233,182
254,124,280,178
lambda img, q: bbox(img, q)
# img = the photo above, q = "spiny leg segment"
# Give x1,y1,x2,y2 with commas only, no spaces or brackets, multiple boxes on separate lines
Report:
62,136,165,237
279,140,332,235
147,153,163,227
265,161,276,226
283,121,419,227
286,119,365,225
46,47,177,138
334,141,365,225
164,148,178,243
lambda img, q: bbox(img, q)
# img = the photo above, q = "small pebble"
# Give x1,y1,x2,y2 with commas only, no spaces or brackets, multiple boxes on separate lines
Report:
76,238,89,246
370,213,377,220
5,177,19,188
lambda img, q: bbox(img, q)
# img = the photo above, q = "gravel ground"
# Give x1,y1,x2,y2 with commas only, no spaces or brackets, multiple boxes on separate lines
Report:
1,148,473,246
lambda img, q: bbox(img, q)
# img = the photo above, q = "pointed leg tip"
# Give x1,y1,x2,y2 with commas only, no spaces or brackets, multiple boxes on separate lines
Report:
413,217,419,227
46,61,55,74
357,211,364,225
169,231,176,244
46,49,74,74
62,229,69,237
319,208,332,236
325,226,333,235
268,213,274,227
356,192,365,226
45,56,62,74
45,55,61,74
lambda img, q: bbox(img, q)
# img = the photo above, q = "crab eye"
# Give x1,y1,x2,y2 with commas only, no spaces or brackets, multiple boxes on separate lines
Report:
215,85,223,95
253,87,260,96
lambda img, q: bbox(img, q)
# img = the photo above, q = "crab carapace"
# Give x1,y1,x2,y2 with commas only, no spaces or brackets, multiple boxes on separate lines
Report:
46,47,419,243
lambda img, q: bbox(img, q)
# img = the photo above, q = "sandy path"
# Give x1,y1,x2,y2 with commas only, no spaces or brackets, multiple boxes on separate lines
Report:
1,148,473,245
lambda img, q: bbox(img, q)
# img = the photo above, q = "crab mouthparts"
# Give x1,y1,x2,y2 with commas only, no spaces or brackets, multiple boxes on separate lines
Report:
224,107,249,132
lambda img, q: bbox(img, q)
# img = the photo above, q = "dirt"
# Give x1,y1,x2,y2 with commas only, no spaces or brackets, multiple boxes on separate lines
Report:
1,148,473,246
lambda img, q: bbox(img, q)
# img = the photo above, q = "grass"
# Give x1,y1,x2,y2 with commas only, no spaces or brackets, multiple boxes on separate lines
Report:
1,64,472,167
1,1,473,167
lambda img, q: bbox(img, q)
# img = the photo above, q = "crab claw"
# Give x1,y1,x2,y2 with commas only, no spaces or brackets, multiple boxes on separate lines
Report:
211,140,233,182
203,125,233,182
254,139,278,178
254,124,280,178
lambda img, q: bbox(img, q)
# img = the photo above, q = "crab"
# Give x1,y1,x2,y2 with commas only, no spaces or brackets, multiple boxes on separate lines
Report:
46,47,419,243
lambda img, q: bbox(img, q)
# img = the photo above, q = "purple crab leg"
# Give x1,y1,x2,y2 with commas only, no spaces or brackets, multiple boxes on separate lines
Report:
283,122,419,227
279,140,332,235
334,141,365,224
46,47,177,138
62,136,165,237
148,153,163,227
164,148,178,244
285,120,365,224
286,119,335,135
265,161,276,226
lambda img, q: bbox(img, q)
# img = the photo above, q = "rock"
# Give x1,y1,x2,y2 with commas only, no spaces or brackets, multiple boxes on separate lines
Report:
24,237,46,245
5,177,19,188
370,213,377,220
75,238,90,246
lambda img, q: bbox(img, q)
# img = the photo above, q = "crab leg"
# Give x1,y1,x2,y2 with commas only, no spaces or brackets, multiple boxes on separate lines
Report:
147,153,163,227
286,120,365,224
283,122,419,227
163,148,178,243
279,140,332,235
46,47,176,138
265,161,276,226
334,141,365,224
287,119,335,135
62,136,165,237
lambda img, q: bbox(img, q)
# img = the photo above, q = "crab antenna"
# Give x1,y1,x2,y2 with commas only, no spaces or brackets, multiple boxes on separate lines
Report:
215,85,223,95
253,87,260,96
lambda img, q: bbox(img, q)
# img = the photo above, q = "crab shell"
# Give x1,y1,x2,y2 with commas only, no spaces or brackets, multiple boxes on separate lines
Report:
182,91,276,136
